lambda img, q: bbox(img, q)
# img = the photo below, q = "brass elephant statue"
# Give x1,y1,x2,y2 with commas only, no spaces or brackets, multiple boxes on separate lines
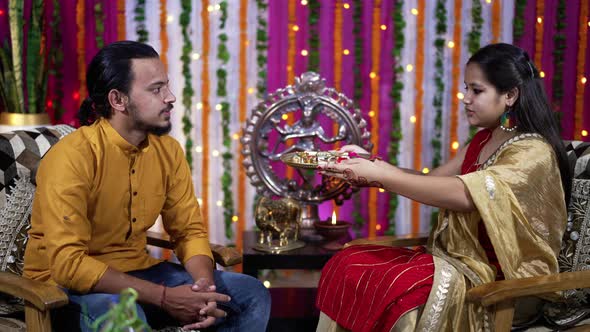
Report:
254,196,304,252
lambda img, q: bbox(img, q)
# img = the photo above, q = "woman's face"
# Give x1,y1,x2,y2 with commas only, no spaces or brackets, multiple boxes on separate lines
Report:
462,63,510,129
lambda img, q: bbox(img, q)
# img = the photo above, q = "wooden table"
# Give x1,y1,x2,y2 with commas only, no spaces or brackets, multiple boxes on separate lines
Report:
242,230,336,278
242,230,339,331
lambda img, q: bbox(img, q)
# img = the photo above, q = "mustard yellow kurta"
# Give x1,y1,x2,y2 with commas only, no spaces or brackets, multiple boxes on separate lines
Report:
24,118,212,293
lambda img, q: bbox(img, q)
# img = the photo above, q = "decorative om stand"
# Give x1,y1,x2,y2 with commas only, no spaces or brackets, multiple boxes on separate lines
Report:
241,72,372,231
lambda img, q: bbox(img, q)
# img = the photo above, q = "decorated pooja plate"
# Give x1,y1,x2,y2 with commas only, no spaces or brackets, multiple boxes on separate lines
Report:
280,151,369,169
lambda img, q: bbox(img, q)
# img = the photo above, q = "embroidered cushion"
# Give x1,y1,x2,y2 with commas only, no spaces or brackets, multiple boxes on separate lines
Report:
0,125,75,316
542,142,590,328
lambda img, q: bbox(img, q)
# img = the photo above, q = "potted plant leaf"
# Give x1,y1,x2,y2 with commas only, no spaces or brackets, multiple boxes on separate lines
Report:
87,288,152,332
0,0,50,131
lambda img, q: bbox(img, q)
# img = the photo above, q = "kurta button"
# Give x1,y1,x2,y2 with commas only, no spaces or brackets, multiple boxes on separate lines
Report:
131,169,136,174
133,192,137,196
132,217,137,222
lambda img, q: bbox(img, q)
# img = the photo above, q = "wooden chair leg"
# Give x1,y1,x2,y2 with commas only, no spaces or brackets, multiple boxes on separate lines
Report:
494,300,515,332
25,304,52,332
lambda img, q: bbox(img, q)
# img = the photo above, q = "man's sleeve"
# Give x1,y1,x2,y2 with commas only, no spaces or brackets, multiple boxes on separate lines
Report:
37,144,109,292
160,141,213,264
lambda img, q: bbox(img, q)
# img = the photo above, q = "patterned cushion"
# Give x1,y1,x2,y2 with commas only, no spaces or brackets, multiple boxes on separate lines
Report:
0,125,75,316
564,141,590,179
0,125,75,207
541,141,590,328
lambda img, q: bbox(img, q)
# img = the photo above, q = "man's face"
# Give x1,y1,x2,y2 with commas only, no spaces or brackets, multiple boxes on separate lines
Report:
126,58,176,136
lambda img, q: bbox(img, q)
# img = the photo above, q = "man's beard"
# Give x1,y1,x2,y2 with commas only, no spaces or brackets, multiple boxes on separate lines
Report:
128,102,172,136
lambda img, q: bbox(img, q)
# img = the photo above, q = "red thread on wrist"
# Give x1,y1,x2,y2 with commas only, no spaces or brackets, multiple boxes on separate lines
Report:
160,285,167,309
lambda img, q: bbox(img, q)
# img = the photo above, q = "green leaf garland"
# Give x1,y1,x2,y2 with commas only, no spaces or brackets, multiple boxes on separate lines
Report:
552,0,566,113
466,0,483,141
351,0,364,235
94,1,105,49
134,0,148,43
216,0,235,241
49,0,65,119
180,0,194,167
431,0,447,169
308,0,320,73
513,0,527,41
385,0,405,235
255,0,268,99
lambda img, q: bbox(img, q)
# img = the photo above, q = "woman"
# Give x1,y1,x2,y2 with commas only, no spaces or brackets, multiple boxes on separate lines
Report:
314,43,571,332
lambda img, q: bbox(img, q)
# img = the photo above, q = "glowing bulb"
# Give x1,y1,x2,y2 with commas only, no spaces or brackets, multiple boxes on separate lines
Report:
212,150,220,157
376,224,382,230
192,52,200,60
248,87,255,94
301,0,308,5
582,130,588,137
447,41,455,48
378,188,385,193
537,17,543,24
214,4,220,11
410,115,417,123
540,71,545,78
451,141,460,150
216,200,223,207
581,77,587,84
406,64,414,72
343,49,350,55
263,280,271,288
368,111,375,117
195,146,203,153
207,5,214,12
301,49,308,56
292,25,299,32
380,25,387,30
343,3,350,9
369,72,377,79
232,133,240,140
215,103,222,111
281,114,289,120
286,65,292,71
166,15,174,23
411,8,419,15
196,102,203,110
457,92,464,100
486,0,491,3
422,167,430,174
331,211,337,225
232,215,238,222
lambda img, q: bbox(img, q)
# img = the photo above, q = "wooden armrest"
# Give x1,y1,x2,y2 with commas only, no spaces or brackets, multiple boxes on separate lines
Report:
466,270,590,306
146,231,242,267
344,233,429,249
0,271,68,311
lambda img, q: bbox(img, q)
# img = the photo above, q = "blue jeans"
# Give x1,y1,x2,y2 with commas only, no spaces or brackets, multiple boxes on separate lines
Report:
51,262,271,332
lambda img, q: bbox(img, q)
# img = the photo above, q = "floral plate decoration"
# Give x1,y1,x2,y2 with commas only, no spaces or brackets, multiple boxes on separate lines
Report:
280,151,370,169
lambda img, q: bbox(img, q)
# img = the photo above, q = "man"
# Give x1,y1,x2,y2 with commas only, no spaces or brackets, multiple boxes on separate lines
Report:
24,41,270,331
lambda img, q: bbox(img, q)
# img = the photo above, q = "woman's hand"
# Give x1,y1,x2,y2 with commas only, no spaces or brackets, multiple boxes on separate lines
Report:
335,144,370,155
319,157,388,188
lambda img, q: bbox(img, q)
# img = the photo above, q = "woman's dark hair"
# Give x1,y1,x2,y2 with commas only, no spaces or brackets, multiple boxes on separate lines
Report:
77,41,159,125
467,43,571,205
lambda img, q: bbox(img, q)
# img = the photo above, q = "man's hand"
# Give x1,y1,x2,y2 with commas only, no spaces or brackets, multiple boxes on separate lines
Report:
191,277,216,292
161,284,230,328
